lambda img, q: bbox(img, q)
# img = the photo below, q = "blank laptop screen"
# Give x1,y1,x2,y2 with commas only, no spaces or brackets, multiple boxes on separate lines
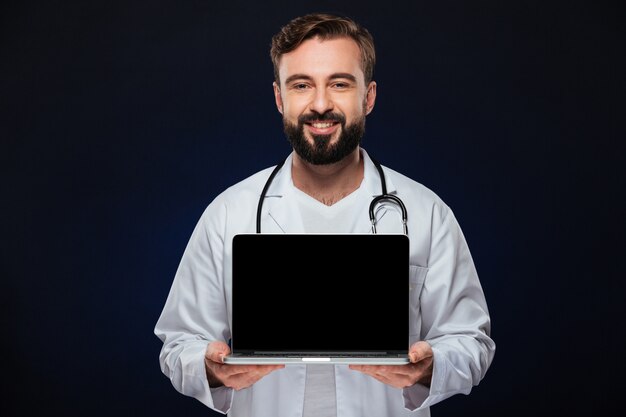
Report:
231,233,410,353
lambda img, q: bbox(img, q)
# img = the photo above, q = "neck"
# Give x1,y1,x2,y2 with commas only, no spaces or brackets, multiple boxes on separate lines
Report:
292,148,364,206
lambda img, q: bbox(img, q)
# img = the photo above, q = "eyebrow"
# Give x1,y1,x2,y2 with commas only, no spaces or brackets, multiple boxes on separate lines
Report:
284,72,358,85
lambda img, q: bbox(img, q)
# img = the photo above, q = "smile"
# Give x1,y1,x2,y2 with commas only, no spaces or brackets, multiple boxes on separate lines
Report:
305,121,340,135
311,122,335,128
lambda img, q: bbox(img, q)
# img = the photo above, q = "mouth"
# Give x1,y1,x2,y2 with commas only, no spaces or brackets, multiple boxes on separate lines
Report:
305,121,340,136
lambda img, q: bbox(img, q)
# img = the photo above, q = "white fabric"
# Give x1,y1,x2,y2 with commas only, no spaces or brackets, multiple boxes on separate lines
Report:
295,181,361,417
303,365,336,417
292,181,365,233
154,148,496,417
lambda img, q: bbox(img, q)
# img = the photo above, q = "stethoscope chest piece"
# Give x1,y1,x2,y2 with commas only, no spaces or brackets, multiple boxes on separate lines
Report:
368,158,408,235
369,193,408,235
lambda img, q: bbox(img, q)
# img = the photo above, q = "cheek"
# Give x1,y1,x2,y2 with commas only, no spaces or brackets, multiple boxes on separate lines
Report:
342,103,367,121
335,94,367,115
282,96,309,116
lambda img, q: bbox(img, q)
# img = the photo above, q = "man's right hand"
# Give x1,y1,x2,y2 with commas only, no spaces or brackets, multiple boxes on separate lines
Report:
204,341,284,390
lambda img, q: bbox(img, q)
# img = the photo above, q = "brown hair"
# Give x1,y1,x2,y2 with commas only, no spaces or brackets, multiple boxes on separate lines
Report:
270,13,376,84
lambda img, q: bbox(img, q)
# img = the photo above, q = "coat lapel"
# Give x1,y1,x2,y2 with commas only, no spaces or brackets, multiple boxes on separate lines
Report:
261,153,306,234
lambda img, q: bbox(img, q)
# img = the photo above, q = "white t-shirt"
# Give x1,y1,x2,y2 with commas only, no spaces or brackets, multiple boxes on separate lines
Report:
292,181,367,417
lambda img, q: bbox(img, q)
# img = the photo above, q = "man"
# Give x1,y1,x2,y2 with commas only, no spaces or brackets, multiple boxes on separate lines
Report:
155,13,495,416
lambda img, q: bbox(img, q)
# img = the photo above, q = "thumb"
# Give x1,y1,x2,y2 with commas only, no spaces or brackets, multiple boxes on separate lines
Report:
208,341,231,363
409,341,433,363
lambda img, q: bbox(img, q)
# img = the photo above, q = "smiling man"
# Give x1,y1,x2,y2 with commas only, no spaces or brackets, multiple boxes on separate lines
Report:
155,13,495,417
274,35,374,206
276,36,374,164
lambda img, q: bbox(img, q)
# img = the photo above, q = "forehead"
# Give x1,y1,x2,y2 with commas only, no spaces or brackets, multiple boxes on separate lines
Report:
278,36,364,83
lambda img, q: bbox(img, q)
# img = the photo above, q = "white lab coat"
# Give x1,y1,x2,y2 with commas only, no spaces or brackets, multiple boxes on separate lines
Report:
154,148,495,416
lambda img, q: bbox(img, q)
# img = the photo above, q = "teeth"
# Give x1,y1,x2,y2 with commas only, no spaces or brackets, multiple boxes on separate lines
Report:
312,122,334,128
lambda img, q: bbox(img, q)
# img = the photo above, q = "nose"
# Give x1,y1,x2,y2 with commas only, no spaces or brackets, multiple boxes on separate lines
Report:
309,88,334,114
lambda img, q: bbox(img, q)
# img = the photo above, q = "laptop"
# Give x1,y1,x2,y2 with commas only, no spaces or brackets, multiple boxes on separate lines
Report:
223,233,410,365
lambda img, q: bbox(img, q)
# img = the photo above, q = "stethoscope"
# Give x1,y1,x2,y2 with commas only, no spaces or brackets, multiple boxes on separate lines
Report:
256,156,408,235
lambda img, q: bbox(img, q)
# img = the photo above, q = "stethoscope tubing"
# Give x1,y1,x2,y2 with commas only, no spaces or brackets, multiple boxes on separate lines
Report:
256,156,408,235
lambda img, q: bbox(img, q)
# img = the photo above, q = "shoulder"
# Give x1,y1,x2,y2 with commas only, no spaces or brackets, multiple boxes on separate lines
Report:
218,166,278,202
380,165,469,264
383,165,451,218
194,165,279,231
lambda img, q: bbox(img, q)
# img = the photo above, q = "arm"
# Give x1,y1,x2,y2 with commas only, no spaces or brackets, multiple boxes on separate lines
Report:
350,206,495,410
405,207,495,409
153,202,234,413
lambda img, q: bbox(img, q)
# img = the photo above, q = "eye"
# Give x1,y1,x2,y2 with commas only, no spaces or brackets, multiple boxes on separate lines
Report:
332,82,351,89
293,83,310,90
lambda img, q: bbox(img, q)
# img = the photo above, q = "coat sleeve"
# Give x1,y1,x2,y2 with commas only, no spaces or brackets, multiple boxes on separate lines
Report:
403,204,496,410
153,199,234,414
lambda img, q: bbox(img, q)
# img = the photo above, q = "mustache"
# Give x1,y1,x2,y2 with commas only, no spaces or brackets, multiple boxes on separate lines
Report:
298,112,346,125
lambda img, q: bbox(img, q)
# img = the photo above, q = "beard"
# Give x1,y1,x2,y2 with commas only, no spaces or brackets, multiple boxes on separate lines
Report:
283,111,366,165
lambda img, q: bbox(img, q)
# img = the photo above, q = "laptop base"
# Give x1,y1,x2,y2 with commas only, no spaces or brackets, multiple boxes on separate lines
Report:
223,354,410,365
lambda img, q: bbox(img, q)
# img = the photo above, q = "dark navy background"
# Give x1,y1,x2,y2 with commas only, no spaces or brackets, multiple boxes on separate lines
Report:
2,0,623,416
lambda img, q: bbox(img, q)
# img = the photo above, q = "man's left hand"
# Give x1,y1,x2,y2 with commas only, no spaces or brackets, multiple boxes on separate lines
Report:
349,341,433,388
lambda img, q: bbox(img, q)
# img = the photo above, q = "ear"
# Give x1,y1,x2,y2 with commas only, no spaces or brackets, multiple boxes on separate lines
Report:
273,81,283,114
365,81,377,115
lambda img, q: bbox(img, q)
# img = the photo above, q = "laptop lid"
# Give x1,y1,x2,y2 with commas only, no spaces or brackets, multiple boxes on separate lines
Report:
224,233,410,365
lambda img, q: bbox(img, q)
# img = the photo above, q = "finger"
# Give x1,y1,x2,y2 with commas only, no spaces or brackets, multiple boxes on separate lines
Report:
409,341,433,363
224,370,259,390
256,364,285,377
220,364,284,378
349,364,378,377
378,372,416,389
207,341,231,363
350,364,404,375
223,365,284,390
371,372,397,386
359,368,408,389
350,363,423,387
349,364,414,381
372,365,423,388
